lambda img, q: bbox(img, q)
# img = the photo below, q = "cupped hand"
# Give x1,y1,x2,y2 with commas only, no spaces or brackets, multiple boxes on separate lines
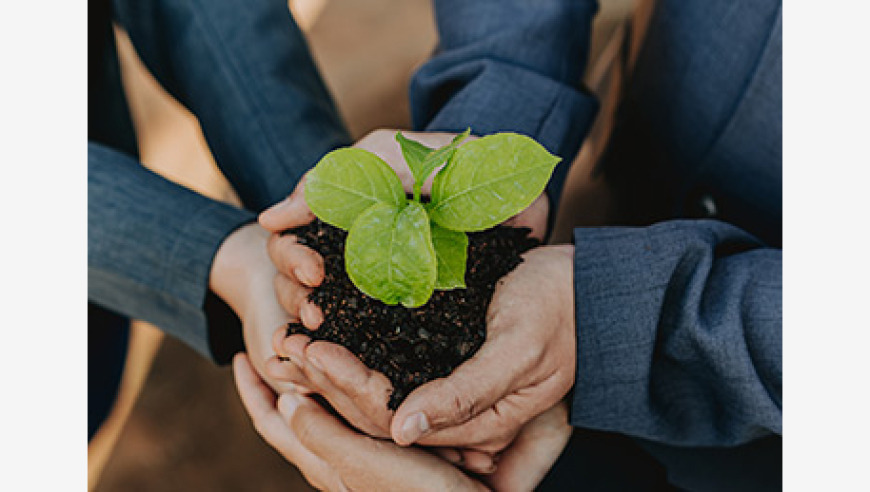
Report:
388,245,576,452
209,222,300,393
233,353,487,492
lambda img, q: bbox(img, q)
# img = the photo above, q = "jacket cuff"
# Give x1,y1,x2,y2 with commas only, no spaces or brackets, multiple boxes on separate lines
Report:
569,226,666,432
167,202,254,363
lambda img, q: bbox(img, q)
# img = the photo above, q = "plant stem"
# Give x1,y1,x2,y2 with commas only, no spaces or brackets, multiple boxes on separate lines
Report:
413,184,422,203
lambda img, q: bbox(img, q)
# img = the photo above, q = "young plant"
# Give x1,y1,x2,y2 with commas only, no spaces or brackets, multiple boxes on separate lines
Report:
304,130,560,308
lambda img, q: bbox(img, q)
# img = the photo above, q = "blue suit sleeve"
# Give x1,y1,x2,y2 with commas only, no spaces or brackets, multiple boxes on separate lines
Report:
89,142,254,362
112,0,351,212
411,0,601,205
570,220,782,446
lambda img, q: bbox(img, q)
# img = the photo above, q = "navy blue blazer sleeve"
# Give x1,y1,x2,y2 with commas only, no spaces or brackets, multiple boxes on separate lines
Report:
410,0,601,206
112,0,351,212
89,142,254,362
89,0,352,362
570,220,782,446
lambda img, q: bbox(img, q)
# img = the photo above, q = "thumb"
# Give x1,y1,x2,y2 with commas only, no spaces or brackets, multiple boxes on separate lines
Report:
390,346,516,446
258,178,315,232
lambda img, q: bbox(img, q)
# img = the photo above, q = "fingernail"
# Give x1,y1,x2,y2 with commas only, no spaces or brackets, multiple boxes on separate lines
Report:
301,303,323,329
294,267,311,285
277,392,302,418
307,353,324,372
441,448,463,465
400,412,429,444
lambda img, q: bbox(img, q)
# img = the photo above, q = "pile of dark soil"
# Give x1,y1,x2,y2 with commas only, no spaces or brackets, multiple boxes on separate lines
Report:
285,220,538,409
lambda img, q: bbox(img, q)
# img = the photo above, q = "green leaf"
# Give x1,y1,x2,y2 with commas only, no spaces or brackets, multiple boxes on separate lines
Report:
304,148,405,230
417,128,471,187
430,223,468,290
395,132,434,183
345,201,437,308
429,133,560,232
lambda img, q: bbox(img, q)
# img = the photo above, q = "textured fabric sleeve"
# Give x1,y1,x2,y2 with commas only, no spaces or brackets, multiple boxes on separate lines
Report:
570,220,782,446
112,0,351,212
88,142,254,362
410,0,601,206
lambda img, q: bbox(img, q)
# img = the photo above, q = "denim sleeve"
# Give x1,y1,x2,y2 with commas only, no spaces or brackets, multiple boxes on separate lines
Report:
112,0,351,212
570,220,782,446
411,0,601,206
89,142,254,362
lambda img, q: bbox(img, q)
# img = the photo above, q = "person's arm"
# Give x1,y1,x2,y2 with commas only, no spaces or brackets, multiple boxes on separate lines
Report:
571,219,782,446
111,0,351,212
89,142,282,367
411,0,600,206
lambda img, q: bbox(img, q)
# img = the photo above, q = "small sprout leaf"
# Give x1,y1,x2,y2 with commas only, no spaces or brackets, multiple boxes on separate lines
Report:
395,132,434,182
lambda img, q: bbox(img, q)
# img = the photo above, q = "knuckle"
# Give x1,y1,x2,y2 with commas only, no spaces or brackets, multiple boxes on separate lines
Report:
446,387,477,425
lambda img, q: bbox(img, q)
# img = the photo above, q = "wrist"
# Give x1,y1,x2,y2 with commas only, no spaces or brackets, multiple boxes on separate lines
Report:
209,222,275,318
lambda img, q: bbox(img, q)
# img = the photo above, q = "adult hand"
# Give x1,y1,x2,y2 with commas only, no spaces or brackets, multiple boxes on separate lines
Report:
209,222,300,393
390,245,576,452
233,353,487,492
257,129,551,441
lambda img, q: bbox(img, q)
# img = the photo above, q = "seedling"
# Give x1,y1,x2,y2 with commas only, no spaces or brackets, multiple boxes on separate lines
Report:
304,130,560,307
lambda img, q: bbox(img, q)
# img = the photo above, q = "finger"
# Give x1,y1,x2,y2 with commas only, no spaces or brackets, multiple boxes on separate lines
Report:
458,449,497,475
416,401,522,453
273,274,318,324
391,338,524,446
295,342,391,438
300,302,324,330
258,178,315,232
272,326,291,358
233,353,278,423
279,392,481,492
233,354,307,453
486,402,572,492
282,333,313,362
306,341,393,430
431,447,464,466
416,376,562,452
267,233,325,288
264,356,314,393
234,355,341,490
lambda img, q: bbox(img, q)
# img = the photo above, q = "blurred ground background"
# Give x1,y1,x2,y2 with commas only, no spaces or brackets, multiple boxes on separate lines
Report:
89,0,638,490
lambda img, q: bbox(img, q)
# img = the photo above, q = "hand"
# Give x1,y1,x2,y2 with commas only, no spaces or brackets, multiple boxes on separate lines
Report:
232,353,487,492
388,245,576,452
209,222,300,392
257,129,550,438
